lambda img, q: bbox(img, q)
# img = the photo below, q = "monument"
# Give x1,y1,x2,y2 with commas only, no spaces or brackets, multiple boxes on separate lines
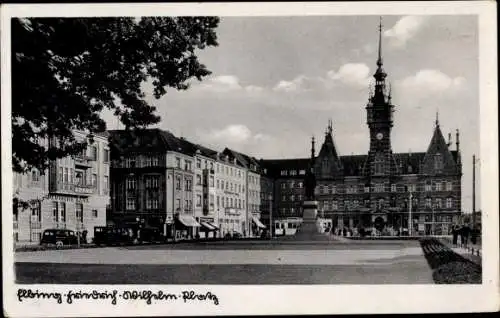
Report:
292,137,332,241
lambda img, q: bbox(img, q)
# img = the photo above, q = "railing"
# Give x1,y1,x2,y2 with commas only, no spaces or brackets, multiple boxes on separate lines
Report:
50,181,95,195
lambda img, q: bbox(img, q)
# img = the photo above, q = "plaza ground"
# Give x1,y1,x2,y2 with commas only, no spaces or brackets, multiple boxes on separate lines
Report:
14,240,435,284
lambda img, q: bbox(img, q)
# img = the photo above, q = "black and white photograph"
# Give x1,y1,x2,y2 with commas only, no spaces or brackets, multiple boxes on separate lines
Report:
2,2,498,316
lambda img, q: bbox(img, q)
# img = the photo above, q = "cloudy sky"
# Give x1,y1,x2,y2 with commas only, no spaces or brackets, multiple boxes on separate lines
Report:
104,15,479,211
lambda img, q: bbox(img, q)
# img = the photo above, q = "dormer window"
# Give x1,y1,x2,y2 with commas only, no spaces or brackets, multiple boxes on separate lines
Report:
434,153,443,171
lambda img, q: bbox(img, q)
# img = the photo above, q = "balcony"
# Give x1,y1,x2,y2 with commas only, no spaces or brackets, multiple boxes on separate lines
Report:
74,155,92,168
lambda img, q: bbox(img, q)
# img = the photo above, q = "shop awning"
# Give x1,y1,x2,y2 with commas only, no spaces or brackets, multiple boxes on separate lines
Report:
208,222,219,230
177,214,201,227
252,216,266,229
200,222,216,231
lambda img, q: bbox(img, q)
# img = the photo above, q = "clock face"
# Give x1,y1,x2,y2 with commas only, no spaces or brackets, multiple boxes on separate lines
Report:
376,132,384,140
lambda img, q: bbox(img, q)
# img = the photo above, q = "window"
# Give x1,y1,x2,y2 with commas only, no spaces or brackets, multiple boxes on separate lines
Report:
298,182,303,188
69,168,73,185
185,160,192,171
425,198,432,208
318,185,324,194
103,149,110,163
126,177,136,190
104,176,109,193
196,159,201,169
58,167,63,182
391,184,396,192
377,199,385,209
185,178,192,191
196,195,202,207
280,170,287,176
76,203,84,223
225,181,229,190
446,182,453,191
31,169,39,182
217,196,220,208
425,181,432,192
290,181,295,188
446,197,453,209
374,152,384,175
281,183,286,189
364,199,370,207
59,202,66,222
290,195,295,201
332,200,338,210
125,157,136,168
407,184,416,192
353,200,359,208
90,146,98,161
176,176,182,190
282,195,286,202
196,174,202,185
434,153,443,171
32,201,41,222
151,156,159,167
435,198,442,209
230,198,233,207
92,209,98,218
364,185,370,193
52,201,58,222
175,198,181,211
290,170,297,176
92,173,97,187
435,182,442,191
299,170,306,175
375,184,384,193
184,200,189,211
126,197,135,210
176,157,181,169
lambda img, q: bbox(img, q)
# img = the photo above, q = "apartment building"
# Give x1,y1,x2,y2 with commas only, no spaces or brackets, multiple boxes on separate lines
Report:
13,131,110,244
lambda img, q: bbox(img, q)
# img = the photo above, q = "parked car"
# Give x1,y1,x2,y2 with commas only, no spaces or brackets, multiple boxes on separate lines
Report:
40,229,78,247
94,226,134,246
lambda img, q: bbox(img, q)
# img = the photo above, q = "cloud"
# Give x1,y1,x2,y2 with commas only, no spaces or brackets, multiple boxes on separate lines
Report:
397,69,466,94
202,124,271,146
384,16,428,48
273,75,325,93
196,75,263,95
327,63,371,87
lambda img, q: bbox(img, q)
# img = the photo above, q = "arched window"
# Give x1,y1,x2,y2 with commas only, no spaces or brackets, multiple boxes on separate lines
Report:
374,152,384,175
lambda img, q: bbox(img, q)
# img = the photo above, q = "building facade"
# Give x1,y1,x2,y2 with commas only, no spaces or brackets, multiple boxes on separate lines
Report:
13,131,110,244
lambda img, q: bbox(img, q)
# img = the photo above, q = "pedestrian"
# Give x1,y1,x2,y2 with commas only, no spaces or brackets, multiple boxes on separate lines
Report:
343,227,347,237
452,225,458,245
462,224,471,248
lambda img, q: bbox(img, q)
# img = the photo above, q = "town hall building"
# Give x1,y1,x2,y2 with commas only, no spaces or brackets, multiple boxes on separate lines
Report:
260,21,462,236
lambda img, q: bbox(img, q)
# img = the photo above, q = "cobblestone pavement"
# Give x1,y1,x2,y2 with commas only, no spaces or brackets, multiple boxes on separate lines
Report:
14,240,434,284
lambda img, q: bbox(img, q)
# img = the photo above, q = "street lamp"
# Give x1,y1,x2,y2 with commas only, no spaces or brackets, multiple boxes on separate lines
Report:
268,194,273,239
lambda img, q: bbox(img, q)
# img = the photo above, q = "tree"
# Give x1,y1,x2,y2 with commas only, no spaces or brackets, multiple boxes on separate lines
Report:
12,17,220,173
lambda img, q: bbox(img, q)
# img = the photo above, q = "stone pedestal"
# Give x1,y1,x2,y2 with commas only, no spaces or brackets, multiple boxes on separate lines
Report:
292,201,331,241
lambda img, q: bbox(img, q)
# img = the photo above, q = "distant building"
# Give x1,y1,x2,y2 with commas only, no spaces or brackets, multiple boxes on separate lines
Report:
222,148,267,237
13,131,110,244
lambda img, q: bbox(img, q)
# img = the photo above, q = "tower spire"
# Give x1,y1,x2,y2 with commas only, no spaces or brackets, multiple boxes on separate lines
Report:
377,16,383,68
328,119,333,135
435,111,440,127
311,135,315,159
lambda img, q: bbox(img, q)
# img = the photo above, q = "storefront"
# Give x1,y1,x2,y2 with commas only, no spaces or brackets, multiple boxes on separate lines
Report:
197,217,218,239
175,213,201,240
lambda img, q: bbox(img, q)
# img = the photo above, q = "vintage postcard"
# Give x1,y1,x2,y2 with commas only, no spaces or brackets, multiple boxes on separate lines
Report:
2,1,498,316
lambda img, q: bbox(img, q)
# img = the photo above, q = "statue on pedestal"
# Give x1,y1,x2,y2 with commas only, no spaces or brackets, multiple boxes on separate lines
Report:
304,167,316,201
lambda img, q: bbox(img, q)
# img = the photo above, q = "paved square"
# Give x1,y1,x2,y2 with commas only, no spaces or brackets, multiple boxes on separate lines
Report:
14,240,434,284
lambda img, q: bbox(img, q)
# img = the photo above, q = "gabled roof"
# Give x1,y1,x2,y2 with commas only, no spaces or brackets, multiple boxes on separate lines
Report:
393,152,426,174
317,132,341,163
223,148,261,171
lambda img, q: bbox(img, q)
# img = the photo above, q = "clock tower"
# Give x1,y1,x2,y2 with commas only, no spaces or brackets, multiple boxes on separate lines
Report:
365,17,396,176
